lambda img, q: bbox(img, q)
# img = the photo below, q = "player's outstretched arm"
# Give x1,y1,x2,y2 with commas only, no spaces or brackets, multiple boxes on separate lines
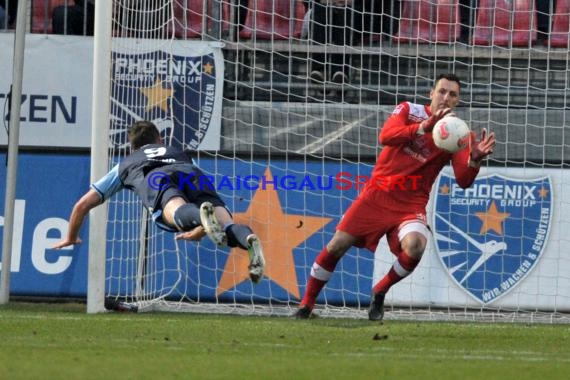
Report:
468,128,496,168
452,128,496,188
53,189,102,249
381,103,453,145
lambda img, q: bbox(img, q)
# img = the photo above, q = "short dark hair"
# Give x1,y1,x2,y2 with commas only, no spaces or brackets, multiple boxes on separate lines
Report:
128,121,160,150
434,73,461,89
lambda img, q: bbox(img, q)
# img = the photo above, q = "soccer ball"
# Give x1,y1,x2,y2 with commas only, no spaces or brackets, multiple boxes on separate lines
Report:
432,116,470,153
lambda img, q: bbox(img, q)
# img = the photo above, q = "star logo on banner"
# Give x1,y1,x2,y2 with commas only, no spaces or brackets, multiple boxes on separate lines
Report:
140,79,174,112
439,183,450,194
203,62,214,74
216,168,333,299
474,200,510,235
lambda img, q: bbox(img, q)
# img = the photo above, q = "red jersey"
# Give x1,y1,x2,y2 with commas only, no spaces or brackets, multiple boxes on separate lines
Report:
364,101,479,211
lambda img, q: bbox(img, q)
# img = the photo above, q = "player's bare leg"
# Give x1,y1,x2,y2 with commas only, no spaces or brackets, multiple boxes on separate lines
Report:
163,197,205,237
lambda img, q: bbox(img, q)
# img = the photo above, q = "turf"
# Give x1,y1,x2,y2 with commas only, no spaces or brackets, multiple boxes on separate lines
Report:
1,302,569,380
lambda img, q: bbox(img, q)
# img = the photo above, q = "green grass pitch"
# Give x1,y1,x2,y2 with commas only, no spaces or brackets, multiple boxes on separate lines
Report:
1,302,569,380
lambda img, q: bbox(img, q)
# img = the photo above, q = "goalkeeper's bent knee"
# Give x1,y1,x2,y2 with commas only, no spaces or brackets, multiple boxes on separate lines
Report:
173,204,201,231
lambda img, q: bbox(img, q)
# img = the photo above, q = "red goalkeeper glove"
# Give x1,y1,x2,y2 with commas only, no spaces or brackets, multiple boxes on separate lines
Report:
469,128,496,167
418,108,453,134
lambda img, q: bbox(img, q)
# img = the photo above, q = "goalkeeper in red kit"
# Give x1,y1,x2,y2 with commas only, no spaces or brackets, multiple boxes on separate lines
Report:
295,73,496,320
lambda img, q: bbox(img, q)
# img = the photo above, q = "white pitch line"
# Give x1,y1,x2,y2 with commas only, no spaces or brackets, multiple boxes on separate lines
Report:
336,348,570,363
295,117,367,155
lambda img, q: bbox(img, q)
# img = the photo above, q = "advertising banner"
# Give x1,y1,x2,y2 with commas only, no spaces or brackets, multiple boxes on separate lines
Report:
375,166,567,311
0,34,222,149
1,153,568,311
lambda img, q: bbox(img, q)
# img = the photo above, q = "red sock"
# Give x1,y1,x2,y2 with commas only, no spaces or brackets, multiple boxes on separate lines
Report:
373,251,420,295
300,247,340,309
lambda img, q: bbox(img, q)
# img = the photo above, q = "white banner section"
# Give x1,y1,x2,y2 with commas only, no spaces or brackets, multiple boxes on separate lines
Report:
0,34,223,149
374,166,570,311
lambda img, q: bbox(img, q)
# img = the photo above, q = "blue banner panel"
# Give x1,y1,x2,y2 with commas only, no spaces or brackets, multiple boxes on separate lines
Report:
433,173,552,304
104,160,376,306
1,153,376,306
0,152,91,297
110,40,224,150
171,160,375,305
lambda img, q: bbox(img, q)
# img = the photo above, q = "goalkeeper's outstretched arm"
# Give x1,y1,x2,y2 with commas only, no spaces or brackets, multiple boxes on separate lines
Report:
53,189,102,249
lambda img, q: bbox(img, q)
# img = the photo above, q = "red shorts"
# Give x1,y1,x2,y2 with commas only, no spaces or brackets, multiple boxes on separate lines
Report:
336,189,427,254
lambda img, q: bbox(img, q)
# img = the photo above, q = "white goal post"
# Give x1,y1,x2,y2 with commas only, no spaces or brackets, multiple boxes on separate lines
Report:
87,0,113,314
89,0,570,322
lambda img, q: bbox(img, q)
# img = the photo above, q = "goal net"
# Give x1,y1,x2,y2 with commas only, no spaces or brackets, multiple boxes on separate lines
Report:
97,0,570,322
